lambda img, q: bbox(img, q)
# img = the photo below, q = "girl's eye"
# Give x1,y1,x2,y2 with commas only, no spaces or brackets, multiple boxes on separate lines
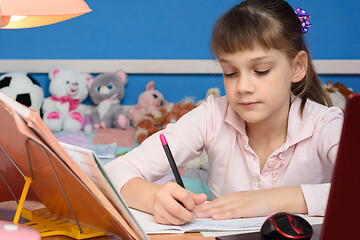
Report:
106,83,113,89
223,72,237,78
255,69,270,75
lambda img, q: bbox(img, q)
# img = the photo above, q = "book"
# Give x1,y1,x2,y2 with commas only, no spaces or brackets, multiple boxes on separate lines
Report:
0,91,148,240
59,142,147,239
82,142,118,160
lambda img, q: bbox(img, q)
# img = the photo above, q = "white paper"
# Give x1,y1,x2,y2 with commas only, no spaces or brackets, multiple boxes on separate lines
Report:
130,208,267,234
0,91,30,118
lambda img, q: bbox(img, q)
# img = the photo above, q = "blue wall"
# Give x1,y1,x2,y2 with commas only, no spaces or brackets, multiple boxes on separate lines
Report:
0,0,359,105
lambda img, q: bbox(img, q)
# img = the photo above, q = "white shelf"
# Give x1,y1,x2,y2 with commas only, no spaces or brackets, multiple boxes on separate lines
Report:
0,59,359,75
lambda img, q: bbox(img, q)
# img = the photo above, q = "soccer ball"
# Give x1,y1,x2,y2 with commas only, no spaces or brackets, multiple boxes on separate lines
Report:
0,72,44,112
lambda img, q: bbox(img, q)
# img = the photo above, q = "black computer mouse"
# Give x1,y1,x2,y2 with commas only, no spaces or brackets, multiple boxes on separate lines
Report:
260,212,313,240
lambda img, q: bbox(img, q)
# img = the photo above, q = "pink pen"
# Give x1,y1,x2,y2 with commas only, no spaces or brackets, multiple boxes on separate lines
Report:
159,134,185,188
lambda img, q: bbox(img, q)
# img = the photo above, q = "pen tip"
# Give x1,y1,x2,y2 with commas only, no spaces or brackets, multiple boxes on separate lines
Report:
159,134,167,145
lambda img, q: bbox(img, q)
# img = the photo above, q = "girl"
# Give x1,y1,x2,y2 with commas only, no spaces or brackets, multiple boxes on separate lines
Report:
105,0,343,225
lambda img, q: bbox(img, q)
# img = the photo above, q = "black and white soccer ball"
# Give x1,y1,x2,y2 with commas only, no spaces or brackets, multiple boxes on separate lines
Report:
0,72,44,112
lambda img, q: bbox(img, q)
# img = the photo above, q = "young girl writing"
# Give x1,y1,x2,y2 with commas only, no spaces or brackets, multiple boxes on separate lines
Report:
104,0,344,226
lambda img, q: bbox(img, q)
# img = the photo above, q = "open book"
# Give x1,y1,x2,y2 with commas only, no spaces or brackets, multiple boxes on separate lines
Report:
0,91,148,240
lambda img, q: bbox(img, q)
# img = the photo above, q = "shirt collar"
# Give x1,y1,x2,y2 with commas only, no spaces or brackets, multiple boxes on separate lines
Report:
286,94,315,148
224,102,247,136
224,94,315,149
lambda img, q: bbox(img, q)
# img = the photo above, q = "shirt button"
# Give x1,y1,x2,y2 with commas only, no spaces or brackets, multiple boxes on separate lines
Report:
258,179,262,188
268,162,274,168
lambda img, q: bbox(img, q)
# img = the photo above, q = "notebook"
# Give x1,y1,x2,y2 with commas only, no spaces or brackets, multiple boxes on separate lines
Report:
216,93,360,240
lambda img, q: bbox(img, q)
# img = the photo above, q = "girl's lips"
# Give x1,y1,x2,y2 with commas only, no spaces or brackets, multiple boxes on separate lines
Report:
239,102,259,108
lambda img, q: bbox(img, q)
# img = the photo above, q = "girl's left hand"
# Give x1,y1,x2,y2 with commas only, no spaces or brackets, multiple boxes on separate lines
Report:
194,186,307,220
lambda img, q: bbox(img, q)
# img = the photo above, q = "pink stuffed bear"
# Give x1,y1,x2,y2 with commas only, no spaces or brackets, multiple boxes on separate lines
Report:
128,81,168,126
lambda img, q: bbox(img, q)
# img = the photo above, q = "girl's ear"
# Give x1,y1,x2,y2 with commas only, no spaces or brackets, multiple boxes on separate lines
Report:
292,51,308,83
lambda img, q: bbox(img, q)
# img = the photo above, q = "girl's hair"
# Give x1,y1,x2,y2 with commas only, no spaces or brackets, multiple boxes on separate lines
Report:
211,0,332,113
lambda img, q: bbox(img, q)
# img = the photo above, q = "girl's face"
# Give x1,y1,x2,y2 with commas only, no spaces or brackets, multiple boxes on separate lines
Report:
219,43,300,126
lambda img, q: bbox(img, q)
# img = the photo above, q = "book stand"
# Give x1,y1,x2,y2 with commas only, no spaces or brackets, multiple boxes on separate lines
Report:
21,208,107,239
0,140,107,239
0,93,145,240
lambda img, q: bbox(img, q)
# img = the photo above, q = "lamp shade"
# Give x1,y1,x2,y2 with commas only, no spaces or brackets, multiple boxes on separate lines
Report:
0,0,91,29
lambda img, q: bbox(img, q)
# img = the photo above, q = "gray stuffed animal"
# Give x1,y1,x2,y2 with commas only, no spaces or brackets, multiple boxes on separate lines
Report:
84,70,130,133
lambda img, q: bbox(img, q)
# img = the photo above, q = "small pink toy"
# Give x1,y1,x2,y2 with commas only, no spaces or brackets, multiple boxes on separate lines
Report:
128,81,168,126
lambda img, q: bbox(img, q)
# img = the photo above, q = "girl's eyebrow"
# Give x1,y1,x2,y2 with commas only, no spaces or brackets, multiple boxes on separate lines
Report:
219,56,275,64
218,58,230,63
250,56,274,62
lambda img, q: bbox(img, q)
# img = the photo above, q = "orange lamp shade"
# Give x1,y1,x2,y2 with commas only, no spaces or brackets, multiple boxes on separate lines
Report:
0,0,92,29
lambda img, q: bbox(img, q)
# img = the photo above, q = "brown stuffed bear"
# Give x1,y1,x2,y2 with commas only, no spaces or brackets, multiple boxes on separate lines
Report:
135,100,197,144
134,88,222,144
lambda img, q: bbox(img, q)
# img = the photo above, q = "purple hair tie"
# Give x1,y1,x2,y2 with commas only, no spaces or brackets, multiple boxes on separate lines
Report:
295,7,312,34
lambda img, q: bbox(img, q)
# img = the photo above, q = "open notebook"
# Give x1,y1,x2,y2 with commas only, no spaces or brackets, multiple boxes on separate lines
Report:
130,206,323,235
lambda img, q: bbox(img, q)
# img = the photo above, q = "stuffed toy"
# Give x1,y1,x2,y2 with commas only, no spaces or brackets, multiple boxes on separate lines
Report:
84,70,130,134
0,72,44,112
134,87,222,144
196,87,221,106
135,99,197,144
128,81,169,126
324,80,354,111
42,67,91,132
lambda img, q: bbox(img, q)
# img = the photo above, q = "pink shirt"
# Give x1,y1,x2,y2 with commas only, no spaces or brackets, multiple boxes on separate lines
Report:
105,95,344,216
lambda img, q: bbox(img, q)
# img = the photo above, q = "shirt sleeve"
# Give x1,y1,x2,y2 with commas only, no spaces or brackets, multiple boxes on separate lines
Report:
317,106,344,163
301,183,331,216
302,106,343,216
104,100,210,193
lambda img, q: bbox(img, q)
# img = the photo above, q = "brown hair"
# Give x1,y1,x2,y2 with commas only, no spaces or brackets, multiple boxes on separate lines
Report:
211,0,332,113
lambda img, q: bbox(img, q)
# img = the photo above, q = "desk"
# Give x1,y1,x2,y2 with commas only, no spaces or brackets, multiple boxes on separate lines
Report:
28,233,214,240
0,201,215,240
8,233,213,240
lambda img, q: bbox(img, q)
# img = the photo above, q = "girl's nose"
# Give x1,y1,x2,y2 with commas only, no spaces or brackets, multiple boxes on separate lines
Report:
236,74,255,94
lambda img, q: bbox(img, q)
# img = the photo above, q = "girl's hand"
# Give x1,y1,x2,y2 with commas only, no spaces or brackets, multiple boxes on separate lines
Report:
153,182,207,225
195,186,307,220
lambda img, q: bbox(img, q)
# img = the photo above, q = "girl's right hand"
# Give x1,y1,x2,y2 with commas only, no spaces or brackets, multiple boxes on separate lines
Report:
153,182,207,225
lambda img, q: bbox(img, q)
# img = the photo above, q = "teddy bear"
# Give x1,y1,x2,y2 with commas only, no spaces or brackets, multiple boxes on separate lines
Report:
127,81,169,126
42,67,91,132
134,87,222,144
135,99,197,144
84,70,130,134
